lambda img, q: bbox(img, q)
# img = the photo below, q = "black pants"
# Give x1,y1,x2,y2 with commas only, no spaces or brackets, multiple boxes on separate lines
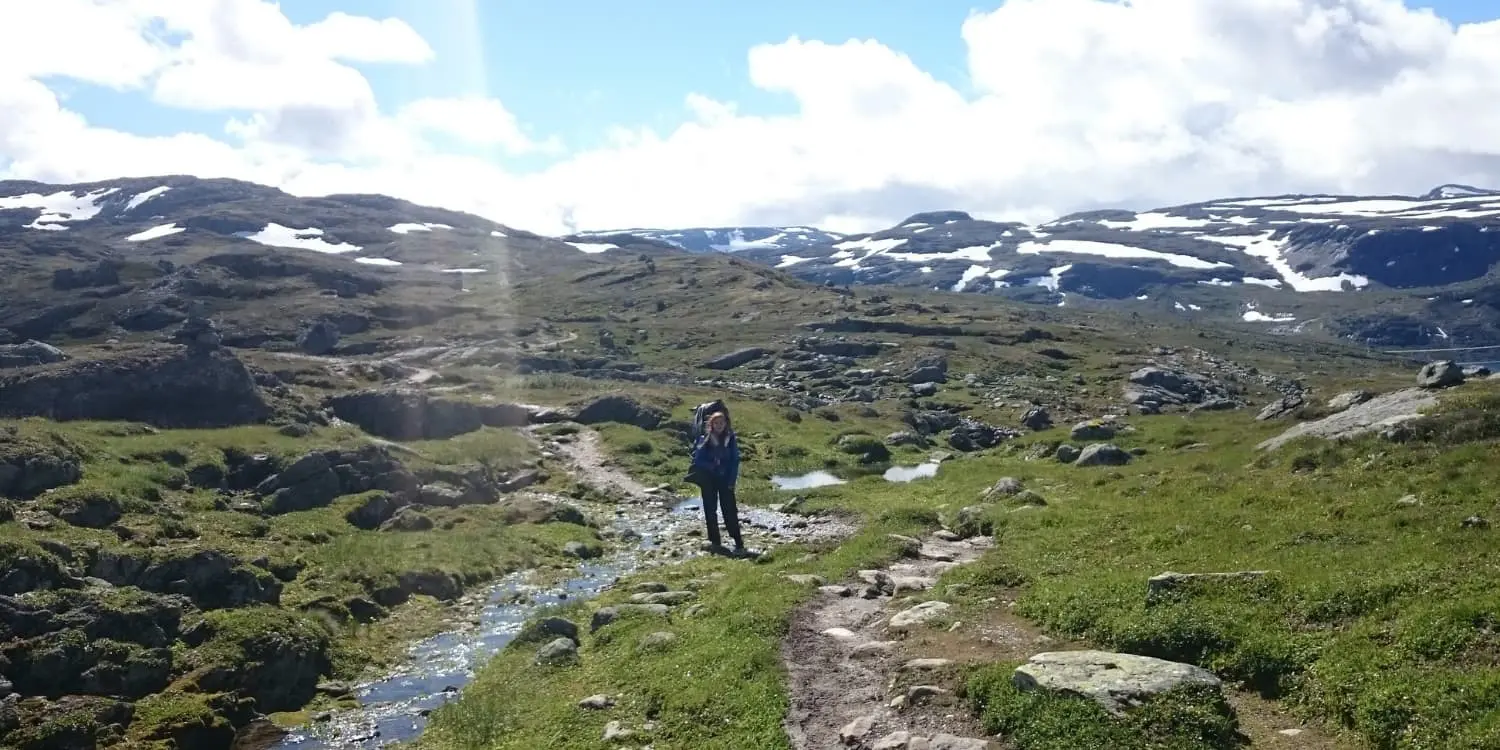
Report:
700,480,742,548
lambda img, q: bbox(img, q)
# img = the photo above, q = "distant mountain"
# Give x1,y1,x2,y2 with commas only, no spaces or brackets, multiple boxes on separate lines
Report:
571,226,844,254
581,189,1500,347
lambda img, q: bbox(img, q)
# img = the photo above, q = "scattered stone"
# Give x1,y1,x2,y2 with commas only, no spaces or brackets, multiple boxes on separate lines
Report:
1054,444,1081,463
888,601,951,630
1416,360,1464,389
872,732,914,750
948,506,992,539
578,694,615,710
901,658,954,671
784,574,827,586
602,719,635,742
840,715,876,744
918,545,957,562
886,430,928,447
849,641,896,659
1463,515,1489,529
947,419,1019,452
1070,420,1116,441
1256,394,1304,421
983,476,1023,499
1012,650,1223,714
571,394,666,430
1146,571,1270,605
703,347,768,370
638,631,679,651
1396,494,1422,507
1325,390,1373,412
1020,406,1052,431
1073,443,1131,467
929,735,990,750
905,684,955,706
590,604,670,632
534,637,579,666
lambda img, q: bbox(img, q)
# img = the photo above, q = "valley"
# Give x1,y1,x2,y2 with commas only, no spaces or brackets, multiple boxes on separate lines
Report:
1,176,1498,750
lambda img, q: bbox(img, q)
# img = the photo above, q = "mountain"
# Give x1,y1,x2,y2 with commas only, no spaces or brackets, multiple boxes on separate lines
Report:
698,188,1500,348
0,175,686,348
570,226,843,254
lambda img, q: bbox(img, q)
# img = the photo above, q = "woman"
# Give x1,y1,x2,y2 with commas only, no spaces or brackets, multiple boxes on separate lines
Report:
689,411,744,555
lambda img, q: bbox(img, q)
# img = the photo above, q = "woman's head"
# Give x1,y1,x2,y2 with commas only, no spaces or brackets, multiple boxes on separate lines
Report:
707,412,728,435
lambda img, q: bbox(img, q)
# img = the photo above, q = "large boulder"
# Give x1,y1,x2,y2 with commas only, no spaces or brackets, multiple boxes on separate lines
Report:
296,320,342,355
0,347,270,428
702,347,768,370
1258,388,1438,451
1416,360,1464,389
570,394,665,430
326,389,535,440
1012,650,1223,714
0,341,67,370
1073,443,1132,467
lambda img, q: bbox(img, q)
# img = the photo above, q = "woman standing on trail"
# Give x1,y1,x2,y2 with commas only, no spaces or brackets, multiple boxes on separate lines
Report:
689,411,745,556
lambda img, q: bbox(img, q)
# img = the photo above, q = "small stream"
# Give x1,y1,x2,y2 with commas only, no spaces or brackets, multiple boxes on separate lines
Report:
770,461,942,491
270,493,850,749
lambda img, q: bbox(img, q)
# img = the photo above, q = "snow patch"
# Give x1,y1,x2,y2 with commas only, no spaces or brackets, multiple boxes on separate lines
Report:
124,186,170,212
389,222,453,234
0,187,117,229
125,223,184,242
1200,231,1368,292
355,257,402,266
566,241,617,254
776,255,811,268
239,223,361,254
1015,239,1229,270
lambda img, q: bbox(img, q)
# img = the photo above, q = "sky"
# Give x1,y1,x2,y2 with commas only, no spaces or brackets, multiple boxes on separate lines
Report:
3,0,1500,235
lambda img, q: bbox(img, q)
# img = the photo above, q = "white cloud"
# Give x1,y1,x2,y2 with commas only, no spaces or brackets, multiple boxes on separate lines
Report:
2,0,1500,236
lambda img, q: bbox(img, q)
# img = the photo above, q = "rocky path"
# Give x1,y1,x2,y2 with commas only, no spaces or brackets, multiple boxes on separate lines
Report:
782,533,1000,750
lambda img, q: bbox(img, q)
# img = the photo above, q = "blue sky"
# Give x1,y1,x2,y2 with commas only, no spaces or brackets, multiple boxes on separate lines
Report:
54,0,1497,163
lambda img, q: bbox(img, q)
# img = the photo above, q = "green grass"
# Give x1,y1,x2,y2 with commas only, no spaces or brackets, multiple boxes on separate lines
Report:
418,521,924,750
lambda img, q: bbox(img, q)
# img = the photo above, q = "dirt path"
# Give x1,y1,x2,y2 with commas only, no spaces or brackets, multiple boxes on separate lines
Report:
779,530,1353,750
782,534,999,750
539,428,659,502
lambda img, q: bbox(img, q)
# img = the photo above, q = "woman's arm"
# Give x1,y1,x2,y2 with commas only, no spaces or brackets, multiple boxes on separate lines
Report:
726,436,741,483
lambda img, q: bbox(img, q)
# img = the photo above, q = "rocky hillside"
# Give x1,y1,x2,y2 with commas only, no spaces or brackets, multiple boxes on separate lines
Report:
570,226,844,254
599,187,1500,348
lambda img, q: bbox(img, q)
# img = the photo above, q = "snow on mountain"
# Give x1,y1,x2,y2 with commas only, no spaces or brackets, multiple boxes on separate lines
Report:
573,226,844,254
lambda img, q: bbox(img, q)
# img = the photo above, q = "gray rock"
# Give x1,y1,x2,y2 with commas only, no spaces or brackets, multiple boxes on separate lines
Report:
1070,421,1116,441
1258,388,1438,451
0,339,67,369
1416,360,1464,389
378,507,433,532
889,601,951,630
983,477,1023,499
1325,390,1373,412
1074,443,1131,467
590,603,670,632
703,347,768,370
1020,406,1052,431
948,506,992,539
910,382,939,398
638,631,678,651
928,735,990,750
1146,571,1270,605
885,430,928,447
1054,444,1081,463
1012,650,1222,714
297,320,342,355
871,732,915,750
840,715,876,743
564,541,604,559
629,590,695,606
905,684,956,705
578,694,615,710
602,719,634,742
534,637,579,666
1256,394,1304,421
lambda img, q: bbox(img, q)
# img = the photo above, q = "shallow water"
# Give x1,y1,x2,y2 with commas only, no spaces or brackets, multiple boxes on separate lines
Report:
770,470,847,490
270,495,846,749
881,463,940,482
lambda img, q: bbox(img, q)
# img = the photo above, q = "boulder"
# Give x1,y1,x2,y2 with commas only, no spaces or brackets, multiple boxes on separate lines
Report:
1416,360,1464,389
0,340,67,370
1020,407,1053,431
1256,394,1304,421
570,394,665,430
0,346,271,428
1012,650,1223,714
297,320,342,355
1069,421,1116,441
702,347,768,370
1258,388,1438,451
1325,390,1373,412
947,419,1018,452
1074,443,1132,467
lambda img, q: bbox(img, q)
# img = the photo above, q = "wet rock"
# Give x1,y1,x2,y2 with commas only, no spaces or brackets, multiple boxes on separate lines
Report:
888,601,951,630
564,541,604,560
0,340,67,369
534,637,579,666
1012,650,1223,714
703,347,768,370
297,320,342,355
1416,360,1464,389
1073,443,1131,467
0,346,270,428
515,616,581,646
1020,406,1053,431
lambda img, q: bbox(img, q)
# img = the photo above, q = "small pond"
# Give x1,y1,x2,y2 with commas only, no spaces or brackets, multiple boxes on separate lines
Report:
771,461,942,490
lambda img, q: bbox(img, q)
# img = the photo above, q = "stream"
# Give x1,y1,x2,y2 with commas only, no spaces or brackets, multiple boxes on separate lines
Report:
270,491,851,749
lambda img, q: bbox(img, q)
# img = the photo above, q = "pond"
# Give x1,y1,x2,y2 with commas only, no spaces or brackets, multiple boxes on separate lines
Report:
771,462,942,490
882,462,940,482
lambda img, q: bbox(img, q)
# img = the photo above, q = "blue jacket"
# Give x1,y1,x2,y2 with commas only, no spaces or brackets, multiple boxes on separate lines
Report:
691,432,740,485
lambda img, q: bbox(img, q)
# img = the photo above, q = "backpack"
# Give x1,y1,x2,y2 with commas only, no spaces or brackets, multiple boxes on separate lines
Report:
690,399,731,444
